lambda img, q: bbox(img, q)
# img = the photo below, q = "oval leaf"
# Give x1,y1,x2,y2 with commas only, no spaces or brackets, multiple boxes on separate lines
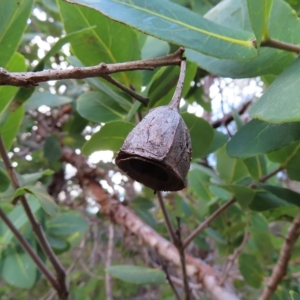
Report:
65,0,257,60
82,121,134,155
106,265,165,284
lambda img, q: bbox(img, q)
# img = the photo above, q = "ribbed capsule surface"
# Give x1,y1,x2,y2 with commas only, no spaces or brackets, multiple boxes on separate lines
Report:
115,106,192,191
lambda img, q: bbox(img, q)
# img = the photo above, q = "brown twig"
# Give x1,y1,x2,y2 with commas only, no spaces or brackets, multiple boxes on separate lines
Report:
102,74,149,106
183,166,283,250
220,231,251,285
105,223,114,300
211,100,251,129
176,218,190,300
259,211,300,300
157,191,177,244
0,207,60,292
0,47,184,87
0,136,68,300
160,261,182,300
257,38,300,54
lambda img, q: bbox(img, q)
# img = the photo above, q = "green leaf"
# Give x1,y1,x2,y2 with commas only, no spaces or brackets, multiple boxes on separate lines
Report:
141,36,170,60
82,121,134,155
0,0,34,67
0,196,40,248
2,244,37,288
46,212,89,237
0,167,10,192
0,106,24,151
252,232,274,260
256,183,300,208
26,187,59,217
106,265,165,284
243,155,267,180
216,146,249,183
181,113,214,158
58,0,141,87
238,253,264,288
249,191,290,211
249,212,269,233
65,0,257,60
250,56,300,123
77,91,127,123
131,197,156,228
218,185,255,208
290,291,300,300
202,130,228,156
44,135,62,163
227,119,300,158
0,53,26,117
186,0,298,78
247,0,273,47
25,91,73,111
188,167,214,202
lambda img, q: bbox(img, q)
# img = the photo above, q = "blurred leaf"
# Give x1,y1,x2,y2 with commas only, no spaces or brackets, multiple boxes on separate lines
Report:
44,135,62,163
0,0,34,67
239,253,264,288
77,91,127,123
82,121,134,155
131,197,156,228
106,265,165,284
141,36,170,60
0,167,10,192
0,196,40,248
216,146,249,183
0,53,26,118
256,183,300,207
182,113,214,158
202,130,228,156
247,0,273,47
243,155,267,180
46,212,89,237
2,244,37,288
25,91,72,111
58,0,141,87
249,191,290,211
252,232,274,261
20,170,54,186
186,0,298,78
249,212,269,233
290,291,300,300
218,185,255,208
227,119,300,158
26,187,59,217
250,56,300,123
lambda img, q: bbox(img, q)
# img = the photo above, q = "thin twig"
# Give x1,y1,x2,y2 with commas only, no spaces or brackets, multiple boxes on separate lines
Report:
160,262,182,300
0,136,67,299
0,47,184,87
183,166,283,250
259,211,300,300
105,223,114,300
0,207,59,292
176,218,190,300
258,38,300,53
157,191,177,244
102,74,149,106
220,231,251,285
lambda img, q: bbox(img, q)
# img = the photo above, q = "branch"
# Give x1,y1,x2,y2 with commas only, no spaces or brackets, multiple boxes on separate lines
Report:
105,224,114,300
259,211,300,300
157,191,177,244
182,166,283,250
0,47,184,106
0,207,60,292
0,136,68,300
256,38,300,54
211,100,251,129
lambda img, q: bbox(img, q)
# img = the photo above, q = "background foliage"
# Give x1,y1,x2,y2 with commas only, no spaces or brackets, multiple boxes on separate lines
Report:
1,0,300,299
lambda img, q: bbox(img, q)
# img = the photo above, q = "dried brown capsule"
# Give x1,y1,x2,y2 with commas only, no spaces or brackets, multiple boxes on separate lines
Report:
115,60,191,191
